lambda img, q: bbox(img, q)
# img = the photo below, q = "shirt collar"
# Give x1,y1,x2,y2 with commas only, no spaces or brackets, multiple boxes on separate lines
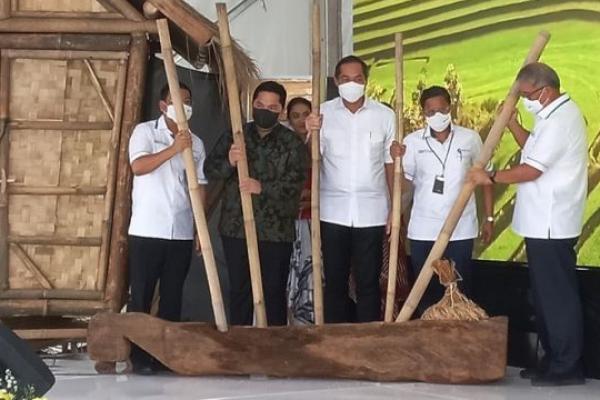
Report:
537,93,570,120
334,96,371,113
422,123,455,139
156,115,170,132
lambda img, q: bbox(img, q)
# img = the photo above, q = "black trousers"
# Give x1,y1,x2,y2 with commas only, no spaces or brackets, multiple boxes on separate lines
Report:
409,239,474,316
525,237,583,375
221,236,293,326
321,222,383,323
127,235,192,366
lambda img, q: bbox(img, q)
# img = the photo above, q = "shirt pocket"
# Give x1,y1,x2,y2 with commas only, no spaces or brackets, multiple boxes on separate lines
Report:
455,147,473,167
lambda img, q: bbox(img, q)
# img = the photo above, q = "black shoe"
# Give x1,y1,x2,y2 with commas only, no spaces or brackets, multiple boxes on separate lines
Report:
531,371,585,387
520,367,542,379
132,363,156,376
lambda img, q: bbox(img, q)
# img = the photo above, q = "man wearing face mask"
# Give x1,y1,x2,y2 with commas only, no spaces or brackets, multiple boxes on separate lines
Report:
391,86,494,315
205,81,307,326
306,55,395,323
469,63,587,386
127,83,206,374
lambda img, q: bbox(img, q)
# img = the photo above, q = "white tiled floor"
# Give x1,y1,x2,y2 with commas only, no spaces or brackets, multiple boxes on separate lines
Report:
46,356,600,400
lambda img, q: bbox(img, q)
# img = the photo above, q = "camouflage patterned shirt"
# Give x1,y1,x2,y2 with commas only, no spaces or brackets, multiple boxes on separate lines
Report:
204,122,308,243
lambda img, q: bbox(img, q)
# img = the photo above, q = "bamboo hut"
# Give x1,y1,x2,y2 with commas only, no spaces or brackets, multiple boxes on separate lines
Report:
0,0,256,340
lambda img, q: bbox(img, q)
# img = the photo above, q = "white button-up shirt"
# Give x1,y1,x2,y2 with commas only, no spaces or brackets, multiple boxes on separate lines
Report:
319,97,395,227
512,94,587,239
403,124,483,241
128,116,208,240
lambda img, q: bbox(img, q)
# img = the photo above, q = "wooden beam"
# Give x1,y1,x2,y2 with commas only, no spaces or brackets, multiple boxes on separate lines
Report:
0,18,157,34
0,0,10,20
4,49,128,61
97,59,128,292
147,0,214,45
10,244,53,290
9,120,113,131
96,0,145,21
0,54,9,291
8,236,102,247
84,59,115,122
0,289,103,300
88,312,509,384
14,328,87,340
8,185,106,195
105,33,147,312
11,11,123,19
0,299,107,317
0,34,131,51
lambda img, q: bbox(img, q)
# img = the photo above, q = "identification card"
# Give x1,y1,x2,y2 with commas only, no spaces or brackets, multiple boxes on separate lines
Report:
433,175,445,194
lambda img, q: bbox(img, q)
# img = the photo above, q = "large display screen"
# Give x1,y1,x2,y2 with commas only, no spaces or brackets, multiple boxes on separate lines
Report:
353,0,600,266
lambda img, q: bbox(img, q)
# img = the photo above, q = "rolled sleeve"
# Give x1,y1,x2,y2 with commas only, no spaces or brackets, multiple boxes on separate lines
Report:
128,124,153,163
524,124,564,173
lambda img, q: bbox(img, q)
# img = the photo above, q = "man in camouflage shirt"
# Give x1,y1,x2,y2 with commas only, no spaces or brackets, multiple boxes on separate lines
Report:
205,81,307,326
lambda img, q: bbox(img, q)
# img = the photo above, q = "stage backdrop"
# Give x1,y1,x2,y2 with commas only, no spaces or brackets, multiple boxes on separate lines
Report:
353,0,600,266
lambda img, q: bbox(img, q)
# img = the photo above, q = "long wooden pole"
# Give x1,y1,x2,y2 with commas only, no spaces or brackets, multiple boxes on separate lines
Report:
215,4,267,327
0,53,9,291
384,33,404,323
396,31,551,322
310,0,324,326
156,19,228,333
0,18,157,34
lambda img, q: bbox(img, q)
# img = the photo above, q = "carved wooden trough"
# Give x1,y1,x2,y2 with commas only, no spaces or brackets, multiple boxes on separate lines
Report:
87,312,508,384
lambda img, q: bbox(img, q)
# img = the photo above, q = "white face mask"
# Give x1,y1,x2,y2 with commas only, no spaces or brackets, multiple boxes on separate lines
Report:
522,87,546,115
338,81,365,103
165,104,193,121
426,112,451,132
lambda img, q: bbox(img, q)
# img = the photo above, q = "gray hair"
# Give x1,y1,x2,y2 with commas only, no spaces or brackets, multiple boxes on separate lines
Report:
516,62,560,90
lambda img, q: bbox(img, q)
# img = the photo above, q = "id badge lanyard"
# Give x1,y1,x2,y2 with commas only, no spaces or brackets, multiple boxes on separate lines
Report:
425,129,454,195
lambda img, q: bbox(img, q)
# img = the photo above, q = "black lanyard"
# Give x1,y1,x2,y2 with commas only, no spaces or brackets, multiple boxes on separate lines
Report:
425,130,454,177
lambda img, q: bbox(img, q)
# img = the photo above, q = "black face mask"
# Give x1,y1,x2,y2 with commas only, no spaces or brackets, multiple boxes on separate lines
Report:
253,107,279,129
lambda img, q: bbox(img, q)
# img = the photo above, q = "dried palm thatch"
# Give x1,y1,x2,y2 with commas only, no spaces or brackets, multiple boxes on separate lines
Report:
421,259,488,321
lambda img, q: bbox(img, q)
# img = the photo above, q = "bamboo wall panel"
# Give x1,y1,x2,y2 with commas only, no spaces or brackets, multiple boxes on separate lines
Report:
10,59,67,120
8,130,61,185
8,195,57,235
9,245,99,290
16,0,108,13
64,59,118,122
59,130,110,186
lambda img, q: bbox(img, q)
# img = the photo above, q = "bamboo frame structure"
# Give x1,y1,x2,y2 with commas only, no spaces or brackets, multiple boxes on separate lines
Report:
0,17,157,34
84,59,116,122
310,0,324,326
384,33,404,323
10,243,53,289
0,289,102,300
0,33,131,51
157,19,228,332
9,120,114,130
396,31,551,322
104,33,147,313
97,59,128,292
216,3,267,328
0,54,9,291
3,49,128,60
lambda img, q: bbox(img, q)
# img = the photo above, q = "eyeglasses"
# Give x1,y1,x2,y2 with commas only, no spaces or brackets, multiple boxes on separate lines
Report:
423,107,451,117
520,86,545,100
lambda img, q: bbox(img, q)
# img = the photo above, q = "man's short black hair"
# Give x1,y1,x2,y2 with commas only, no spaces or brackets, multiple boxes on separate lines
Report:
160,82,192,101
334,55,369,80
286,97,312,117
419,85,451,108
253,81,287,108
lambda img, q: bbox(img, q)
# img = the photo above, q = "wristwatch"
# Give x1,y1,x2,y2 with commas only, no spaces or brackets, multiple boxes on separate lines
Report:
488,169,497,183
486,216,494,223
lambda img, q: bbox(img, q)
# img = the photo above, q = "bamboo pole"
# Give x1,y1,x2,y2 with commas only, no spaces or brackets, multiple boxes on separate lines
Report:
4,49,128,60
0,54,9,291
105,33,147,313
0,18,157,34
84,59,116,122
8,236,102,247
14,328,88,340
310,0,324,326
0,300,107,317
11,11,123,19
157,19,228,332
148,0,214,45
10,244,53,290
8,185,106,195
384,33,404,323
9,120,113,131
0,289,103,300
0,0,9,19
216,4,267,328
396,31,551,322
0,34,131,51
97,0,145,22
96,60,128,292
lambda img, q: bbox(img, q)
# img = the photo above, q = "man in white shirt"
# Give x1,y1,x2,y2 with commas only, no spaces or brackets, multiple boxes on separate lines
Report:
392,86,494,315
127,83,207,374
469,63,587,386
307,55,395,323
